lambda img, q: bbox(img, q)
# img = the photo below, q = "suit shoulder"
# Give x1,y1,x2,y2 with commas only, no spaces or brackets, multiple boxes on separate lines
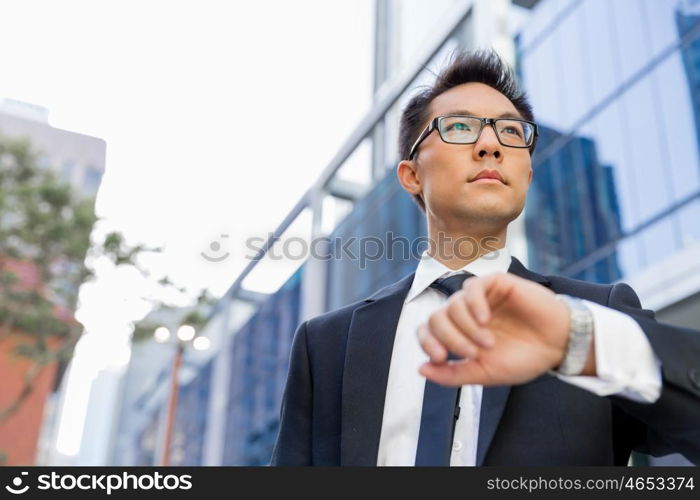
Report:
306,298,368,331
546,274,653,317
545,274,614,305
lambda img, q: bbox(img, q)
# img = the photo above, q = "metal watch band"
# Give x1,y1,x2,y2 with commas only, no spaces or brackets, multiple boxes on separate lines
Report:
554,294,594,376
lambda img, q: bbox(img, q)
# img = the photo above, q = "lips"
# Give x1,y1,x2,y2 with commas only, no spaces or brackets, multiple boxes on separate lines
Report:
471,169,505,184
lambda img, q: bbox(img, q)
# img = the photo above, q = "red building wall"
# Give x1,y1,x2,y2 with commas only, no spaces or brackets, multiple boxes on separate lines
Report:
0,333,59,465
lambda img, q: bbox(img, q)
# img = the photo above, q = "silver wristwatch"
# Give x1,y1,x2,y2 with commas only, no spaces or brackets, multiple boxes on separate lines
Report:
553,295,594,376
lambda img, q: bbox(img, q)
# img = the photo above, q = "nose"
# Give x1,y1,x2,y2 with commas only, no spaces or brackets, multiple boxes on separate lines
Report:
473,122,502,160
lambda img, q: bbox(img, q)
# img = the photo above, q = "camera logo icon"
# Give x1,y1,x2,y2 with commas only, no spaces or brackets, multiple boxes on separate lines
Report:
201,234,230,262
5,471,29,494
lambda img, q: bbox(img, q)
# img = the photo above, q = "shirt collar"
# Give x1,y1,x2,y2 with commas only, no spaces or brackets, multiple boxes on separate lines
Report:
405,247,512,303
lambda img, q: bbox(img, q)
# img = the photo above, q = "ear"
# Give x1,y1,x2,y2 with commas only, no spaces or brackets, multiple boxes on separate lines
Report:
527,166,533,185
397,160,422,197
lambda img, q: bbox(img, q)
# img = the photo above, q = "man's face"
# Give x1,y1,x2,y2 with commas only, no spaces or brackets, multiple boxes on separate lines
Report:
409,82,533,229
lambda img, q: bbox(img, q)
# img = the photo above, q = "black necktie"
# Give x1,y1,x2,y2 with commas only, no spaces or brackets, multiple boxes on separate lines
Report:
414,272,474,466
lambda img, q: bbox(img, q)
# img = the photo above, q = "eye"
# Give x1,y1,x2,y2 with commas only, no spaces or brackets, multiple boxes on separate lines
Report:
446,121,472,131
500,125,523,138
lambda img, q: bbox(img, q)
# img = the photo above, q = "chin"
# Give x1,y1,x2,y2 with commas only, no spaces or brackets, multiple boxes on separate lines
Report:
430,193,522,223
454,203,519,224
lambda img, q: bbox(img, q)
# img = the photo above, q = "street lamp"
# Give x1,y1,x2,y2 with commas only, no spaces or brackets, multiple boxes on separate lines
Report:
154,324,209,466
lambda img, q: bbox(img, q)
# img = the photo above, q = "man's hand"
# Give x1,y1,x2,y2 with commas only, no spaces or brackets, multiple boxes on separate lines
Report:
418,273,591,387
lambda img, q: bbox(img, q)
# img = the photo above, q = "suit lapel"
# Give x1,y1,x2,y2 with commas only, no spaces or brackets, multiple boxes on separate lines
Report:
507,257,553,288
476,257,552,465
339,258,553,466
340,272,415,466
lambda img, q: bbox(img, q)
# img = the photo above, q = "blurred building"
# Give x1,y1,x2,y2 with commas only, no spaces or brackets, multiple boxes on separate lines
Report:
0,99,106,465
108,296,246,466
107,302,219,466
525,125,624,283
0,331,63,465
0,99,105,198
113,0,698,467
109,335,175,466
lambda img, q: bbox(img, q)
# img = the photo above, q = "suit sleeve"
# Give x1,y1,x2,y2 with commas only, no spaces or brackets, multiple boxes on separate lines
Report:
555,299,662,402
606,282,700,464
269,321,313,465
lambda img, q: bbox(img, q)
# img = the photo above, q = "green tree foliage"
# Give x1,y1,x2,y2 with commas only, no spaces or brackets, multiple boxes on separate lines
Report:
0,135,157,421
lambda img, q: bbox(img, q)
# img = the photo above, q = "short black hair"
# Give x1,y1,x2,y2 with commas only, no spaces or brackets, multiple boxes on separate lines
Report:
398,49,535,211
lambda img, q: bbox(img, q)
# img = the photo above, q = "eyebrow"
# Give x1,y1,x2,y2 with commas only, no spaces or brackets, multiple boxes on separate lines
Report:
441,109,524,120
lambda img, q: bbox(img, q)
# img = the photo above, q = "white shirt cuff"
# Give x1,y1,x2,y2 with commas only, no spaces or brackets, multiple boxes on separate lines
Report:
554,300,662,403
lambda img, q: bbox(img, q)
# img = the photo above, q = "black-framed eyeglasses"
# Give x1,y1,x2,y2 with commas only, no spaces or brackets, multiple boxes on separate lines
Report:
408,114,538,160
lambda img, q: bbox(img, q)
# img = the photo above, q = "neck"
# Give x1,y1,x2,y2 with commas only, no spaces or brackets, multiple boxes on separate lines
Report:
425,217,508,270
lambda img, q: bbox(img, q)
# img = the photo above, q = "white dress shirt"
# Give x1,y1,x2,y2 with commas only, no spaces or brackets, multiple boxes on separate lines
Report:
375,248,662,466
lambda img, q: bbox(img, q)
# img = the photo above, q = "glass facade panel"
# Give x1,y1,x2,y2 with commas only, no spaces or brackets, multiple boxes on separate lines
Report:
222,270,301,465
518,0,582,55
620,78,673,223
518,0,700,284
526,35,562,128
678,196,700,245
641,0,680,58
609,0,651,84
133,411,160,466
170,361,213,466
654,53,700,202
640,217,680,266
616,235,645,278
325,172,425,311
586,102,639,233
580,0,624,107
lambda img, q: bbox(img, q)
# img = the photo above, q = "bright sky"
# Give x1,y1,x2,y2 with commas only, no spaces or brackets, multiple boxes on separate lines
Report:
0,0,373,460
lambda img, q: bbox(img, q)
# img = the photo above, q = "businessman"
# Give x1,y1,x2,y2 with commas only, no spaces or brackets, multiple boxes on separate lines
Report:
271,50,700,466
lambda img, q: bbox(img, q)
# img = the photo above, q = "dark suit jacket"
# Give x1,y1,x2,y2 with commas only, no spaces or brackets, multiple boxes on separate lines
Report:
270,257,700,465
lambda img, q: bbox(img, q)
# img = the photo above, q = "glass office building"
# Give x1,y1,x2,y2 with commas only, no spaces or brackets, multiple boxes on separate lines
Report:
517,0,700,285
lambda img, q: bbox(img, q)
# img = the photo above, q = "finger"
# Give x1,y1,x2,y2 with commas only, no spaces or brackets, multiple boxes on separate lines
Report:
461,276,492,325
427,311,479,359
446,295,495,348
419,359,490,387
475,273,517,308
417,323,448,363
